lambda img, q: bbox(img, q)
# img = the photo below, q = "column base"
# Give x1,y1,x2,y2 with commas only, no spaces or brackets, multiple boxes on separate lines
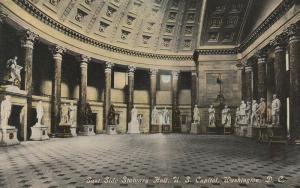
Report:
0,126,20,146
30,124,50,141
79,125,96,136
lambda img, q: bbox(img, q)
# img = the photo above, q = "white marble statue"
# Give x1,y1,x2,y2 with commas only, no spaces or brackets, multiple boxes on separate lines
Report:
239,100,246,124
151,106,159,124
235,107,240,126
68,102,77,126
246,101,252,124
271,94,281,126
131,105,139,124
36,101,44,126
158,110,163,125
128,105,140,134
162,107,170,125
222,105,231,127
208,105,216,128
193,105,200,123
251,100,259,127
6,56,22,84
0,96,12,128
258,98,266,126
61,104,69,124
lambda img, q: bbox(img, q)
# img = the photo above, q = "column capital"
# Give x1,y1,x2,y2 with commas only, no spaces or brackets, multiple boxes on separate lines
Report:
51,45,66,60
80,55,91,63
236,62,244,70
21,30,39,49
255,49,267,64
105,62,114,73
270,34,286,52
0,9,7,24
286,23,300,42
191,70,197,76
245,66,253,73
149,68,158,76
128,65,136,73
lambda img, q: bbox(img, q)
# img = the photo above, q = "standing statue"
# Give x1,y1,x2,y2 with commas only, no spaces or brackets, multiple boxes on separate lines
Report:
162,107,170,125
68,102,77,126
193,105,200,123
108,104,116,125
235,107,240,125
222,105,231,127
258,98,266,126
130,105,139,124
60,104,69,124
174,107,181,127
6,56,22,86
151,106,159,124
251,100,259,127
0,96,12,127
208,105,216,127
239,101,246,124
246,101,252,124
36,101,44,125
271,94,281,126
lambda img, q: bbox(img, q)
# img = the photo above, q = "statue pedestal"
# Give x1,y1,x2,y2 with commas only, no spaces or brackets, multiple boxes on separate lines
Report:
127,121,140,134
235,122,248,137
151,124,160,133
190,123,200,134
79,125,95,136
70,126,77,137
0,85,26,95
30,124,49,141
0,126,20,146
56,125,73,138
181,124,189,133
207,125,217,134
162,124,171,133
107,125,117,135
246,126,253,138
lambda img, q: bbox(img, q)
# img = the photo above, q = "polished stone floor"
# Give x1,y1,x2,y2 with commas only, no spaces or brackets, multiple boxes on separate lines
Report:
0,134,300,188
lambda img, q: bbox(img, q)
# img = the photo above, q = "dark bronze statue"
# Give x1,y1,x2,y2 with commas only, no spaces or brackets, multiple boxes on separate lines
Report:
108,104,116,125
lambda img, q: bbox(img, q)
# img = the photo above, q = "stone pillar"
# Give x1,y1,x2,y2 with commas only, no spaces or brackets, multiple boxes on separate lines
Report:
149,68,158,132
287,24,300,141
103,62,113,130
21,30,38,140
0,10,7,66
244,66,253,102
191,70,197,121
236,63,244,101
257,50,267,100
79,55,90,128
50,46,66,135
127,65,136,128
171,70,179,131
272,35,287,127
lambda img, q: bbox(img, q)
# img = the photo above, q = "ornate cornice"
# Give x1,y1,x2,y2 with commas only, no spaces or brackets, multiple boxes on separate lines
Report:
8,0,297,58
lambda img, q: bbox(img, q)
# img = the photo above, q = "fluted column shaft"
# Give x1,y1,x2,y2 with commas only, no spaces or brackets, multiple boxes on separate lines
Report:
171,70,179,130
191,71,197,121
51,46,65,134
236,63,244,101
79,55,90,127
244,66,253,102
103,62,113,129
149,69,158,132
127,65,135,128
257,53,267,100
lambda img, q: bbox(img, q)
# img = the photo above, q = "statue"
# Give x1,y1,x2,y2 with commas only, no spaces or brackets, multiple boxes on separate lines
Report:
162,107,170,125
127,105,140,134
208,105,216,127
60,104,69,124
83,103,94,125
245,101,252,124
258,98,266,126
0,96,12,127
36,101,44,125
174,107,181,127
108,104,116,125
222,105,231,127
130,105,139,124
235,107,240,126
6,56,22,86
239,101,246,124
68,102,77,126
271,94,281,126
251,100,259,127
193,105,200,123
151,106,159,124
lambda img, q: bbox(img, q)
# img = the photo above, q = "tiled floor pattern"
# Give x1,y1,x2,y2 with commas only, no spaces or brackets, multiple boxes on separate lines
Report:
0,134,300,188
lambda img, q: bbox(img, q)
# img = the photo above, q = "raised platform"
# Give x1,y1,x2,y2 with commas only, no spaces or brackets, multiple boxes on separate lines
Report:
79,125,96,136
0,126,20,146
56,125,73,138
190,123,200,134
107,125,117,135
30,124,50,141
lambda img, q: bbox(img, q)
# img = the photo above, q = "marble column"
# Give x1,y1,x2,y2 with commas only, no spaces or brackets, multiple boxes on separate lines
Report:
79,55,90,127
127,65,136,127
149,68,158,132
21,30,38,140
257,50,267,100
244,65,253,102
103,62,113,130
191,70,197,121
272,35,286,127
51,46,66,135
236,63,245,101
171,70,179,130
0,10,7,65
287,24,300,140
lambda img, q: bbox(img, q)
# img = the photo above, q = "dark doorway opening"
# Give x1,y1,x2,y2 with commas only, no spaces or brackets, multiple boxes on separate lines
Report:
91,113,97,132
27,108,37,140
8,105,23,141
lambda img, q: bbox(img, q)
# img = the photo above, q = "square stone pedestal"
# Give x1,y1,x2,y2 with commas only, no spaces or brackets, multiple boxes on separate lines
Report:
79,125,95,136
70,127,77,137
30,124,49,141
127,122,140,134
181,124,189,133
0,127,20,146
246,126,253,138
190,123,200,134
107,125,117,135
151,124,160,133
162,124,171,133
56,125,73,138
207,126,217,134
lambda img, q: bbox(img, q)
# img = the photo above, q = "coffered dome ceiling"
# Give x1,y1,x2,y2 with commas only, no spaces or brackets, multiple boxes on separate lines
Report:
27,0,251,55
